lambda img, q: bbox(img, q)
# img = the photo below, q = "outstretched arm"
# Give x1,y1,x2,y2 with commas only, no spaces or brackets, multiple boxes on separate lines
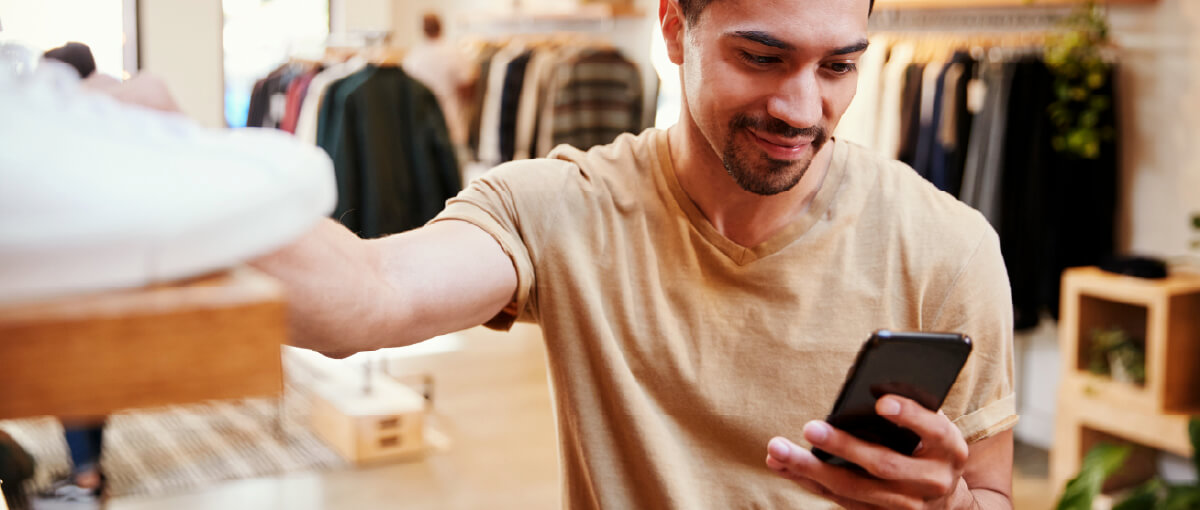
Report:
252,218,518,357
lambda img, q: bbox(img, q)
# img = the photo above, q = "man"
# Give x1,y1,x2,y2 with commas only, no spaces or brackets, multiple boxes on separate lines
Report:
402,12,473,150
257,0,1016,508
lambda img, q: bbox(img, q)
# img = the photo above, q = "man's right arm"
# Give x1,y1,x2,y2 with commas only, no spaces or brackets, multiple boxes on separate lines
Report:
252,218,518,358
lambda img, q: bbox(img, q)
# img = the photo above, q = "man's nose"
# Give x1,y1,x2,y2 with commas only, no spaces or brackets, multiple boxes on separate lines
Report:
765,69,823,130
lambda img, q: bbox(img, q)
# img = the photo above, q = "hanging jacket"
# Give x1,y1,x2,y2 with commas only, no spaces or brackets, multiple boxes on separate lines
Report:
316,65,461,238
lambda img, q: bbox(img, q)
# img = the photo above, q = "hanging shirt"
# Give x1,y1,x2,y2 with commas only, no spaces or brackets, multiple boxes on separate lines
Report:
295,58,367,145
874,42,915,159
832,35,889,150
546,48,644,154
477,44,527,166
513,47,559,161
317,65,461,237
498,50,534,163
403,40,474,147
280,68,317,134
960,61,1016,228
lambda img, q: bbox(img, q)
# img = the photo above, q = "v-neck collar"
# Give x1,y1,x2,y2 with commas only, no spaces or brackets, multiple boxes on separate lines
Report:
652,129,849,266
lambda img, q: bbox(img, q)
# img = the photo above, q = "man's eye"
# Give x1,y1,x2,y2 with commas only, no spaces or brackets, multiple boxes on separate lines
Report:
739,51,781,66
827,62,857,75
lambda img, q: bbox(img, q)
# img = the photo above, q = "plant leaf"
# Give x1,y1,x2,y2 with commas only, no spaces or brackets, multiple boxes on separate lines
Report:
1163,485,1200,510
1056,443,1133,510
1190,418,1200,476
1112,479,1161,510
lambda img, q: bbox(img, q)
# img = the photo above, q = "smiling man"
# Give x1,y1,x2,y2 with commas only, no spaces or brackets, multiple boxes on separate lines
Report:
257,0,1017,508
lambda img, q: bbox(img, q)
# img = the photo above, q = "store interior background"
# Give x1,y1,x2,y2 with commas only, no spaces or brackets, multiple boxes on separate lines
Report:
1,0,1199,508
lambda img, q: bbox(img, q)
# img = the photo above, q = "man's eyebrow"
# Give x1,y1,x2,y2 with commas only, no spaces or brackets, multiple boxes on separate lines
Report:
731,31,793,51
729,33,870,56
829,39,870,56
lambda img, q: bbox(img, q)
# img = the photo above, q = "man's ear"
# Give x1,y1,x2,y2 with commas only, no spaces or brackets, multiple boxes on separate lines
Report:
661,0,686,65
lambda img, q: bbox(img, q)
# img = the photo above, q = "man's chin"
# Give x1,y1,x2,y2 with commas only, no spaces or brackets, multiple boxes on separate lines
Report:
723,154,809,196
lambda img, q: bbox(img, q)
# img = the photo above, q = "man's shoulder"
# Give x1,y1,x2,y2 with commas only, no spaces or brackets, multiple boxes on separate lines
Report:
547,128,660,174
840,140,995,250
474,129,658,200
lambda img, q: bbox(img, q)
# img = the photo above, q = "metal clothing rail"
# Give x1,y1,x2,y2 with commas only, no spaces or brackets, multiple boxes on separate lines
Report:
868,6,1075,33
457,9,624,37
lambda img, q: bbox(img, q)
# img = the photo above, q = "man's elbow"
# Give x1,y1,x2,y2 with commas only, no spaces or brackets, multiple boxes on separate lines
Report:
315,349,360,360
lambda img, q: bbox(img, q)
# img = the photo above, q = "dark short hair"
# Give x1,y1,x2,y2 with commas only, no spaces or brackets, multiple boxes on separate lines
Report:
44,42,96,78
423,13,442,39
679,0,875,26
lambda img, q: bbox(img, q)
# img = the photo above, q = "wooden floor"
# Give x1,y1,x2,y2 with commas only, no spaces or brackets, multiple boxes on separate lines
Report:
101,323,1056,510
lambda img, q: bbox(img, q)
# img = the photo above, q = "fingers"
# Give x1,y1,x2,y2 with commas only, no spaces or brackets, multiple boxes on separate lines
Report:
765,451,880,510
799,421,959,498
876,396,969,469
765,436,920,508
763,398,972,506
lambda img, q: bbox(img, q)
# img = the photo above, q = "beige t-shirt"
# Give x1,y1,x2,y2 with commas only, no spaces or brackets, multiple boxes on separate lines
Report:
431,128,1017,509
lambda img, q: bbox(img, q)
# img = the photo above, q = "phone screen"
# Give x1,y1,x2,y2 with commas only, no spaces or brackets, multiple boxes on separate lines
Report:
814,331,971,469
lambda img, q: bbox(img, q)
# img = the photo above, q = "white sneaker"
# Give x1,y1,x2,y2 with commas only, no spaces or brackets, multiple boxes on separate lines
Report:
0,57,337,303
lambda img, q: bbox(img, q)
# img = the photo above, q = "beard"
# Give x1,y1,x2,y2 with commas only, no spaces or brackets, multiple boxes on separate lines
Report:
720,113,828,196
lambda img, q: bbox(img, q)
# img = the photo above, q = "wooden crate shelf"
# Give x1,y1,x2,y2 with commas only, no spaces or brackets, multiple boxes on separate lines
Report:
0,267,287,420
1059,267,1200,415
1059,375,1193,457
308,374,427,465
1050,267,1200,494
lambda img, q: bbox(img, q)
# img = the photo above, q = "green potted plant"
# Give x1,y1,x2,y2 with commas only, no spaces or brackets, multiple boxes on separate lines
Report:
1191,213,1200,252
1056,419,1200,509
1089,327,1146,386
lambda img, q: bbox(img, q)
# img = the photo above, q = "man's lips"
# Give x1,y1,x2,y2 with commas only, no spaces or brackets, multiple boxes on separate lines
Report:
749,128,812,148
747,128,813,159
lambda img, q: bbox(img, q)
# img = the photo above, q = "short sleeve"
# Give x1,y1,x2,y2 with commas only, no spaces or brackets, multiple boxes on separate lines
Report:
929,227,1019,443
427,158,576,330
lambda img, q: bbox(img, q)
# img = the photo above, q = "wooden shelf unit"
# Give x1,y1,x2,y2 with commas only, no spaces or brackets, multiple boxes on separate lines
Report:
1050,267,1200,494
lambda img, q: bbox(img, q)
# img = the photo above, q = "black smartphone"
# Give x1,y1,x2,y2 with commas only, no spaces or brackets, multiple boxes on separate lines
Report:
812,330,972,471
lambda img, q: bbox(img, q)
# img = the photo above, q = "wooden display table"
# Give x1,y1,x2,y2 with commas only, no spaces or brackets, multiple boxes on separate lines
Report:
1051,267,1200,495
0,267,287,420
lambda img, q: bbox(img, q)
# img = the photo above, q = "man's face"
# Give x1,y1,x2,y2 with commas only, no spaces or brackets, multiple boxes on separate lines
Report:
674,0,869,195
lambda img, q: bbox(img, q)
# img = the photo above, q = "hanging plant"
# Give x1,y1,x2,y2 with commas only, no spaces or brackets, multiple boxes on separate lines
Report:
1043,0,1115,160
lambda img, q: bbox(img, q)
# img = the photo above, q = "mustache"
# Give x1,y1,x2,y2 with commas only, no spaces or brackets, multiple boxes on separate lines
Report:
731,113,826,142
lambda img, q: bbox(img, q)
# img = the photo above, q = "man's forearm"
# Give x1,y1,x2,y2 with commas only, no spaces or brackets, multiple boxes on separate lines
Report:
252,218,519,357
252,218,405,356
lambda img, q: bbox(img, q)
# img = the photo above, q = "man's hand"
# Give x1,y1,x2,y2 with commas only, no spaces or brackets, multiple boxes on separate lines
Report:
83,73,181,114
764,396,979,509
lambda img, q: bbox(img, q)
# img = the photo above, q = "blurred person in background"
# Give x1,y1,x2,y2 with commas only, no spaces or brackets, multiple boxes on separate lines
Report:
34,42,109,509
402,12,473,153
0,429,36,510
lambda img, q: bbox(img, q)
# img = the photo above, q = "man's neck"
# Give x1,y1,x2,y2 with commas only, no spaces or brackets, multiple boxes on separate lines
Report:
666,122,835,249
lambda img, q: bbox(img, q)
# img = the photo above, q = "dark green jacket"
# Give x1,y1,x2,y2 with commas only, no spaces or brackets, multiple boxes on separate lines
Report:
317,65,461,238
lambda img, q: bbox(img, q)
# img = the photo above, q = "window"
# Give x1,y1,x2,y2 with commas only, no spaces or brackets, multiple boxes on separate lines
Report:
223,0,329,127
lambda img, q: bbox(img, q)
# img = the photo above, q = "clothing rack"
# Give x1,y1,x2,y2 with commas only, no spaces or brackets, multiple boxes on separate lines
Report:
320,30,406,64
457,8,623,37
